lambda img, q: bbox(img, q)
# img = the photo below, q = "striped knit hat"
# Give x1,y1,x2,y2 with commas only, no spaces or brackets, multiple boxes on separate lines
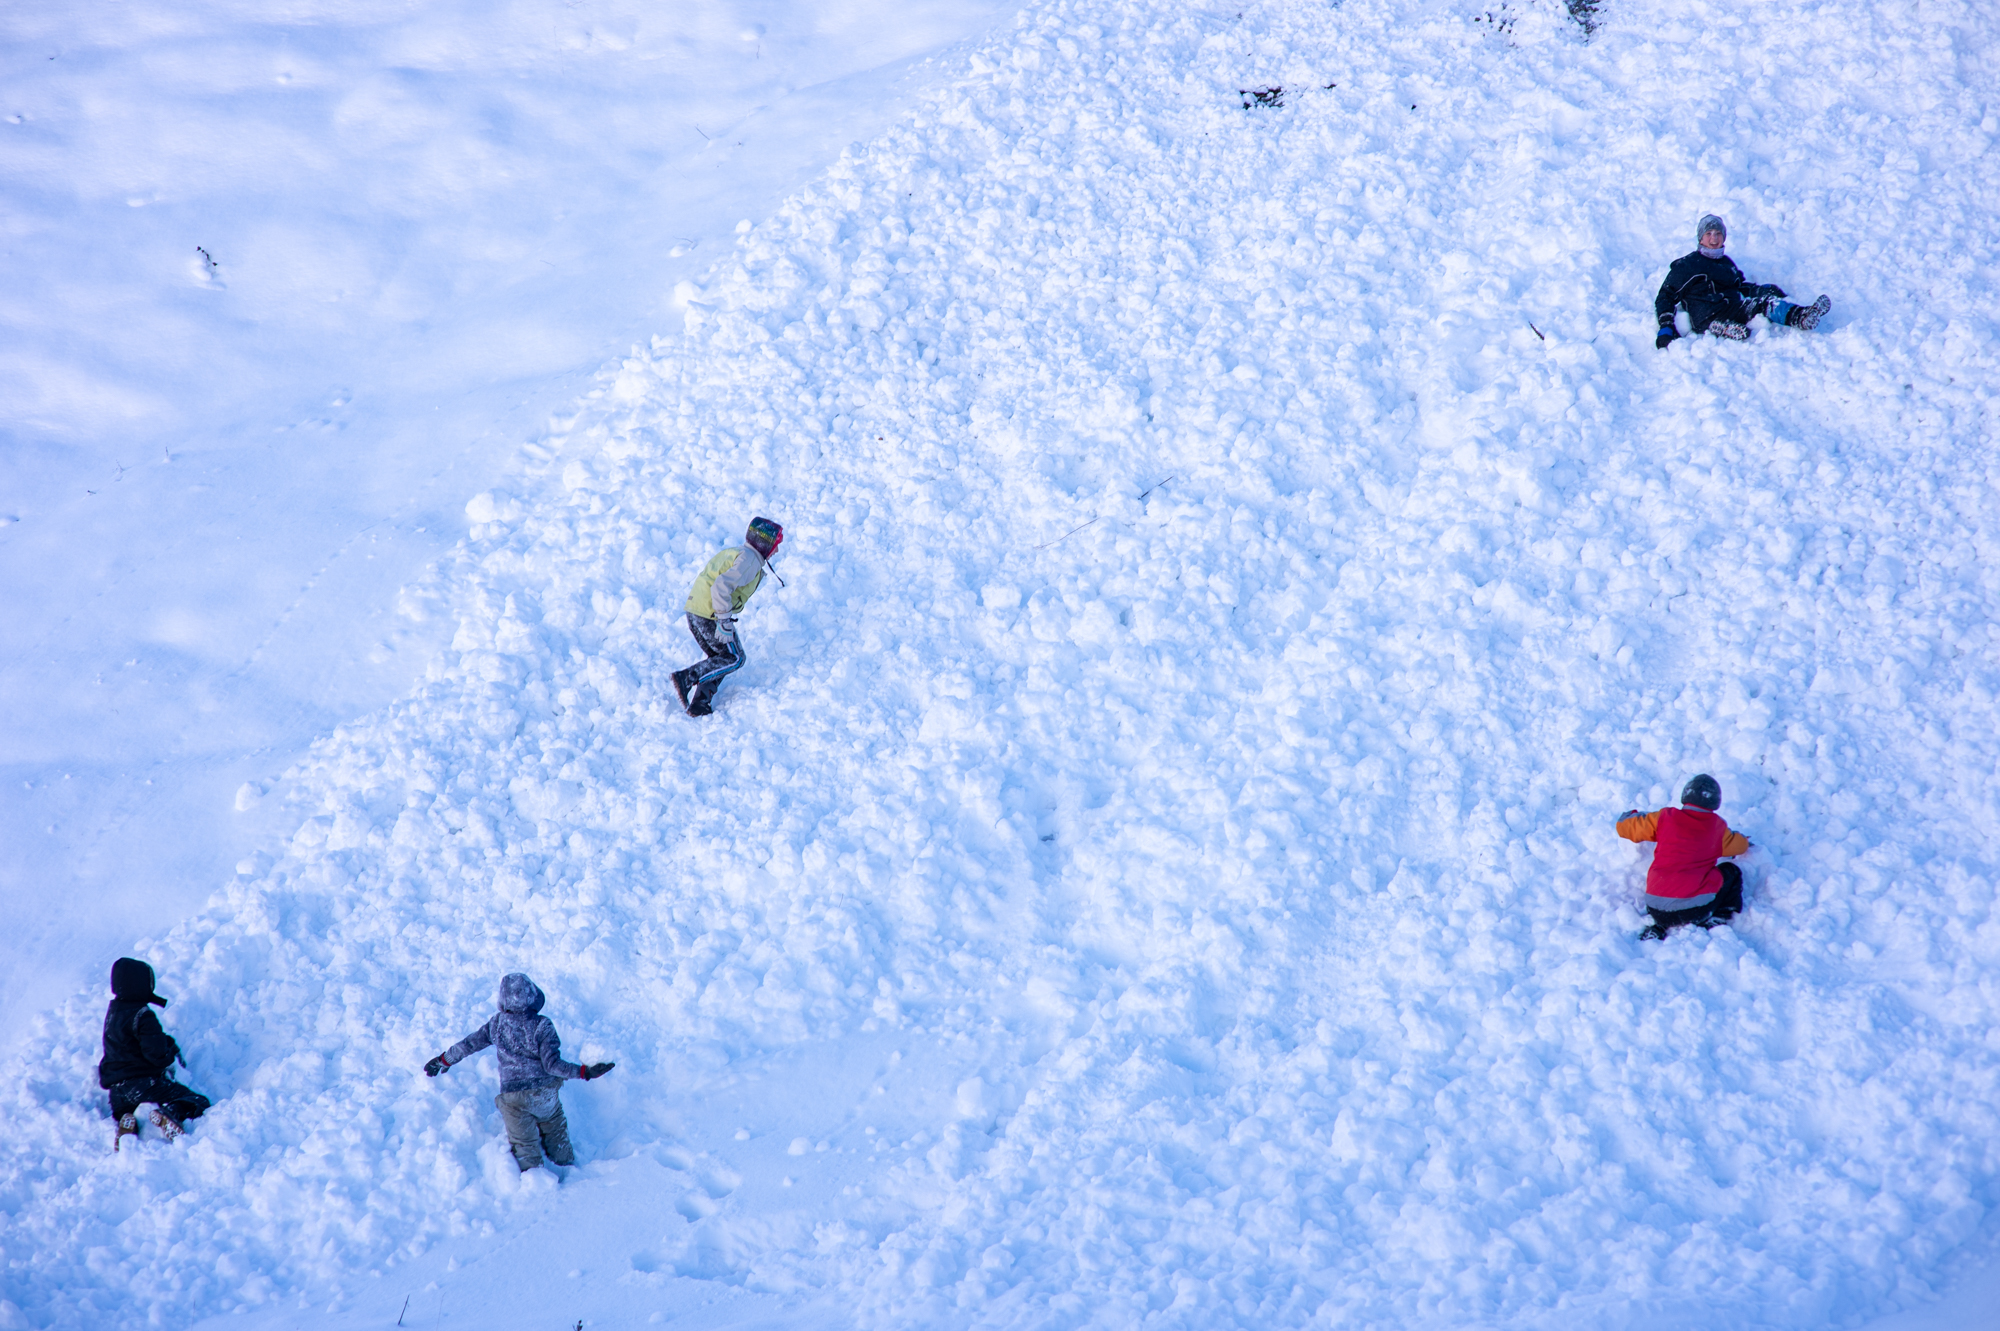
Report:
746,517,784,557
1697,213,1727,245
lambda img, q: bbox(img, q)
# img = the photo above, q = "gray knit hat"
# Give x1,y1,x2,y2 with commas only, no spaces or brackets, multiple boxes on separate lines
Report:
1697,213,1727,244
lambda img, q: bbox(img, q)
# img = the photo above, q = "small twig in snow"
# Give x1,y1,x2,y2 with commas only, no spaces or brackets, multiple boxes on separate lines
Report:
1137,474,1177,502
1529,323,1545,341
1035,516,1100,550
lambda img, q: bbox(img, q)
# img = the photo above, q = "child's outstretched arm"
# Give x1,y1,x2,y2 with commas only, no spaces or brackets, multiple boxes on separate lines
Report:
1720,828,1752,856
534,1018,585,1082
535,1019,616,1082
1616,809,1661,843
424,1019,494,1076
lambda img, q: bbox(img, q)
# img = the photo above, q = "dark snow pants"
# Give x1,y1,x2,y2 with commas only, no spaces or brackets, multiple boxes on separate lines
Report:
681,612,746,709
1688,292,1782,335
497,1086,575,1170
107,1075,212,1124
1646,861,1744,935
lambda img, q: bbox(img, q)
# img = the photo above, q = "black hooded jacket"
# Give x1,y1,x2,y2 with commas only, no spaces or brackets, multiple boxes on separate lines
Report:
98,958,181,1088
1654,249,1765,332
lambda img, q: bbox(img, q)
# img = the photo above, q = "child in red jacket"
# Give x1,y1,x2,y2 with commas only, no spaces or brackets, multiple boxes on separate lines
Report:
1617,773,1752,939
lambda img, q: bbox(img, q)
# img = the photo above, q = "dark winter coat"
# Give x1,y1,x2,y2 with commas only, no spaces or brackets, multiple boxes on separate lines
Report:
98,958,181,1089
443,973,584,1094
1654,250,1777,333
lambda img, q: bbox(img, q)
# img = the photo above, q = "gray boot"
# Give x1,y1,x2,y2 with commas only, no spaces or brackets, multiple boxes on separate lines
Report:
1781,294,1831,330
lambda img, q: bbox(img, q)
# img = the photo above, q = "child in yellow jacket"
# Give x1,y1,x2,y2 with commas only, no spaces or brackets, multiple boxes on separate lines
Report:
671,517,783,716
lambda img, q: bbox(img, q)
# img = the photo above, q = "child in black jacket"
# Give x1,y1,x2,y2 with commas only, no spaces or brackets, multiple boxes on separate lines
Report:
98,957,211,1148
1656,214,1829,347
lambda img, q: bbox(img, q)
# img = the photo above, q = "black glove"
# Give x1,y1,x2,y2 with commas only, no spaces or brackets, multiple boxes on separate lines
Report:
1758,283,1786,299
1655,329,1678,350
424,1054,450,1077
578,1061,616,1081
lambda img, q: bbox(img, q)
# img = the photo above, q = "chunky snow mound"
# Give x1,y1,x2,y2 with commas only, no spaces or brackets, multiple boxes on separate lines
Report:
6,0,2000,1327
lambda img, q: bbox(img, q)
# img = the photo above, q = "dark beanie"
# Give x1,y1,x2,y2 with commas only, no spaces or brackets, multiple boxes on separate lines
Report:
1697,213,1727,244
1680,773,1722,811
110,957,168,1007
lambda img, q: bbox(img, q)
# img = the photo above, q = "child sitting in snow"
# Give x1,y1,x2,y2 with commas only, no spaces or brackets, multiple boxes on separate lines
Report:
424,972,614,1172
99,957,212,1149
1655,214,1830,347
1617,774,1753,939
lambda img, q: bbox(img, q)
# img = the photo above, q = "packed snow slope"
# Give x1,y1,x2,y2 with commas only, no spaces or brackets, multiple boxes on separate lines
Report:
7,0,2000,1328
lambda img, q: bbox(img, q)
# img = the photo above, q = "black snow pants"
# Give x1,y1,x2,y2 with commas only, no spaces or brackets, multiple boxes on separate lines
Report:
679,612,746,710
108,1075,212,1124
1646,861,1745,936
1687,289,1783,335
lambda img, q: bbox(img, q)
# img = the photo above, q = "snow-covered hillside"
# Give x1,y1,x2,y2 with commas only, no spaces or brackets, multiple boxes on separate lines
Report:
7,0,2000,1328
0,0,1021,1038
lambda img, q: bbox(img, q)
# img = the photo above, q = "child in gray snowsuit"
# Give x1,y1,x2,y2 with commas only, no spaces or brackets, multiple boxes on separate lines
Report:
424,973,614,1171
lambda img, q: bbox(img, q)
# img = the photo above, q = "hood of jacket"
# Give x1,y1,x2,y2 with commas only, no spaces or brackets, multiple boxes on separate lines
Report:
498,972,546,1015
110,957,168,1007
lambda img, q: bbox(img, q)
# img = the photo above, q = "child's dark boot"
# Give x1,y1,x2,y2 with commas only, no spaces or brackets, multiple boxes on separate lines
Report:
1783,295,1830,330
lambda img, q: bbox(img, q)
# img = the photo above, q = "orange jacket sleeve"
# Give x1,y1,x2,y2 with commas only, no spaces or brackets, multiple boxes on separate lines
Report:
1617,811,1661,843
1720,830,1750,857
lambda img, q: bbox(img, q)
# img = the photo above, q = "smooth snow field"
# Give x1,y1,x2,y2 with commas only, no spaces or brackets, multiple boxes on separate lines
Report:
6,0,2000,1328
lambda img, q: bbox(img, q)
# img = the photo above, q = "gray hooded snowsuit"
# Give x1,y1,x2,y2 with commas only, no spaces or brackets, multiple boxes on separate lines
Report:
442,973,583,1169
